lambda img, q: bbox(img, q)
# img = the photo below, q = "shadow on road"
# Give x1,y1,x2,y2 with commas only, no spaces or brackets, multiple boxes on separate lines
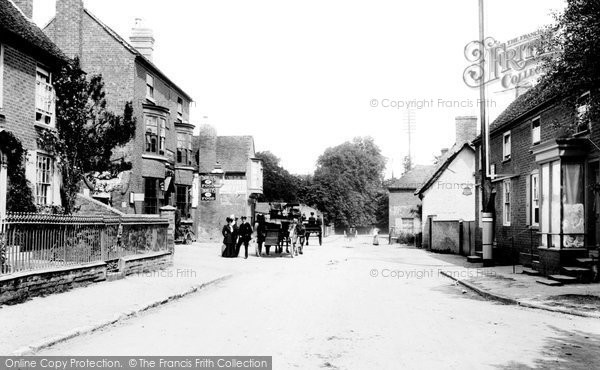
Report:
495,326,600,370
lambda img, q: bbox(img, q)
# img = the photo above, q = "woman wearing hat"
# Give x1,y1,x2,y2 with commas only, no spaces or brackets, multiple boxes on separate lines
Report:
222,216,236,257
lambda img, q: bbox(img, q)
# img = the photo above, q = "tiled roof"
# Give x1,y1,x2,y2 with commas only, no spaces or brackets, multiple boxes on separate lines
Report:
43,9,193,101
415,143,475,196
488,82,558,135
216,136,255,173
0,0,65,63
388,165,435,190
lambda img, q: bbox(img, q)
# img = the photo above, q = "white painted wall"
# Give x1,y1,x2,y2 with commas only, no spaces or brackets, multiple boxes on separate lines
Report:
421,148,476,227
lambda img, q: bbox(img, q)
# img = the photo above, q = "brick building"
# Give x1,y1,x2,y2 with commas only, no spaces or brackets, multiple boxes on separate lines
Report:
194,124,262,241
0,0,66,214
474,81,600,279
43,0,195,218
387,165,433,239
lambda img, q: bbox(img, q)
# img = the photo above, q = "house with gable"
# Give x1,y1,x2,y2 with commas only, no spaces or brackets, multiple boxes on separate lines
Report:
43,0,195,218
194,124,263,240
387,165,434,242
473,79,600,282
415,116,478,254
0,0,66,215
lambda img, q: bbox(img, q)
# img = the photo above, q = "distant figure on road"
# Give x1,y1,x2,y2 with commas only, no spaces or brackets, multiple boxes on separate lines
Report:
233,216,241,255
222,216,236,258
236,216,253,259
372,227,380,246
255,214,267,257
308,212,316,225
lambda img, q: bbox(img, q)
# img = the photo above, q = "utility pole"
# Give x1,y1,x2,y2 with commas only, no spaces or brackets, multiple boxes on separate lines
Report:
478,0,494,267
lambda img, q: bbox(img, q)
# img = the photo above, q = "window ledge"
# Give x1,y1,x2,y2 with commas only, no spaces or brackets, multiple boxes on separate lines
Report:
175,165,195,171
142,154,168,162
146,96,156,104
502,158,511,163
34,123,56,131
573,129,590,138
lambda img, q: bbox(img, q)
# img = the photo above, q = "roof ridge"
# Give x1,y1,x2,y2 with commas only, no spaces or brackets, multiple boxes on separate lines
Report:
7,0,32,22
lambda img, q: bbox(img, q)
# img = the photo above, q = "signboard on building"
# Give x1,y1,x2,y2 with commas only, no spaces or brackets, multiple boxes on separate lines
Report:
200,176,217,201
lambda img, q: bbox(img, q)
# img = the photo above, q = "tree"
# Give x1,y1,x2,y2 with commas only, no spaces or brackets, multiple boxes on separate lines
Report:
38,58,136,214
402,155,412,174
255,151,299,203
538,0,600,132
1,131,36,213
311,137,386,229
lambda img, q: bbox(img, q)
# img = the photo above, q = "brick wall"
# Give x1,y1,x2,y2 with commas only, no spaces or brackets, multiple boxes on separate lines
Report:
474,101,578,265
388,189,420,232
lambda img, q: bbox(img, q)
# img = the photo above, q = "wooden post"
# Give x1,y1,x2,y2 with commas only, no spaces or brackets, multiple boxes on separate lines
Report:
160,205,177,253
0,149,7,220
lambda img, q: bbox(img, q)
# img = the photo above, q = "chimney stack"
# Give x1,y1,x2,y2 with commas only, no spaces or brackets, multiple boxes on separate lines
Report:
53,0,84,58
129,18,155,61
455,116,478,145
12,0,33,18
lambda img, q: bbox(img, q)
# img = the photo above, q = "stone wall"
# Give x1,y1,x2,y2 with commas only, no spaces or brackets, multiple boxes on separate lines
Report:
0,261,106,305
119,251,172,276
430,220,460,254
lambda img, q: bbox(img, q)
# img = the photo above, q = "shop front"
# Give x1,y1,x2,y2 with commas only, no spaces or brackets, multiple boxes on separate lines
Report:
533,138,594,276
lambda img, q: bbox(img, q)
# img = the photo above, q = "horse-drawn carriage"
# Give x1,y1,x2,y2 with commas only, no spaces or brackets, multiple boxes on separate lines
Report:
260,203,319,257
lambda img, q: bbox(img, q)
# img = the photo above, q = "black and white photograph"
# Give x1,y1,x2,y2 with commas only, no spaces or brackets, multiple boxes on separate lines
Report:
1,0,600,369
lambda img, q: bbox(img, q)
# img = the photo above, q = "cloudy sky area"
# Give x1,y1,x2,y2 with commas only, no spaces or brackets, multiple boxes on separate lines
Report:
33,0,565,177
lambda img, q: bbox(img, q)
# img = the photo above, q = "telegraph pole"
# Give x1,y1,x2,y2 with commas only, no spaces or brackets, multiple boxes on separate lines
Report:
478,0,494,267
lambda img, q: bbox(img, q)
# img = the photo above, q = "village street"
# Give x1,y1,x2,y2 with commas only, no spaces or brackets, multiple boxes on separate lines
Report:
35,236,600,370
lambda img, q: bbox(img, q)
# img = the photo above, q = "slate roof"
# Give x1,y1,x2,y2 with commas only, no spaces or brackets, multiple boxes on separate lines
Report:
0,0,65,64
216,136,255,173
388,165,435,191
415,143,475,196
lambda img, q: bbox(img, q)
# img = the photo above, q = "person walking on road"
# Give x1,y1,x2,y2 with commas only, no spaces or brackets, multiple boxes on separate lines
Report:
222,217,236,257
372,227,380,246
255,214,267,257
236,216,253,259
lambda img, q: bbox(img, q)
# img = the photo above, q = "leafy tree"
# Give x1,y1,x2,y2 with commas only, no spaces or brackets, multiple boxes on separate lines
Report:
402,155,412,174
255,151,299,203
538,0,600,132
38,58,136,214
311,137,386,229
1,131,36,213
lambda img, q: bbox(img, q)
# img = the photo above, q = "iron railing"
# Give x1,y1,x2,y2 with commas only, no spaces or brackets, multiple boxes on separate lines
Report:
0,213,169,275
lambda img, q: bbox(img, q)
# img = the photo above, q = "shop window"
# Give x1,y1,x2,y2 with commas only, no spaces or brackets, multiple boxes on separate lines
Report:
144,177,159,214
503,179,511,226
503,131,511,161
36,154,53,205
35,66,55,126
176,185,191,219
531,173,539,226
532,117,541,144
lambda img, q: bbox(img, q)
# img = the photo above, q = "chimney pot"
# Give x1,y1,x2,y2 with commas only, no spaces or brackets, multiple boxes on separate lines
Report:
129,18,155,61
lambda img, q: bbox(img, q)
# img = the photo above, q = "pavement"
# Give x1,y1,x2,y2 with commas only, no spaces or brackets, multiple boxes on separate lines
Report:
421,249,600,318
1,235,599,361
0,244,235,355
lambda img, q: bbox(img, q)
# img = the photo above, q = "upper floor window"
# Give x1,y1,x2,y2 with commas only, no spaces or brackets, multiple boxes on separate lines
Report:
503,179,511,226
503,131,511,161
145,115,166,155
532,117,541,144
0,44,4,110
146,74,154,100
576,91,591,133
36,153,53,205
35,66,55,126
177,97,183,122
177,132,192,165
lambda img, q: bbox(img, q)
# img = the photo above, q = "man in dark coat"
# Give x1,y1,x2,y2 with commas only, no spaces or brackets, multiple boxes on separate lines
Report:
236,216,254,259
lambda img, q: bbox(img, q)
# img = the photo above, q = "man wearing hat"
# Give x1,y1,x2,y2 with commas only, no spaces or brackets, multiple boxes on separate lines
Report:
236,215,254,259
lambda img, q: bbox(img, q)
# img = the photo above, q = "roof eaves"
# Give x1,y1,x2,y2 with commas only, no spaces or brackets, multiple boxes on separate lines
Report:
415,143,473,196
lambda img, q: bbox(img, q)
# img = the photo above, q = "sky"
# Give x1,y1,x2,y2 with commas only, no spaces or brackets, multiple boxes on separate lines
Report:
33,0,566,177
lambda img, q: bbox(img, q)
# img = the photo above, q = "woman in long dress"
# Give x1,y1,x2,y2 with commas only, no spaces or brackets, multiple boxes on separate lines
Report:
222,217,236,257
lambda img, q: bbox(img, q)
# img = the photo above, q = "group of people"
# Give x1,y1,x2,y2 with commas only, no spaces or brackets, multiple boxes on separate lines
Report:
221,212,319,258
221,214,254,258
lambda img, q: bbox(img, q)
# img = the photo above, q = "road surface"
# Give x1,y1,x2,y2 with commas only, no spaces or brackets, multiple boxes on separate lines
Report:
37,236,600,369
